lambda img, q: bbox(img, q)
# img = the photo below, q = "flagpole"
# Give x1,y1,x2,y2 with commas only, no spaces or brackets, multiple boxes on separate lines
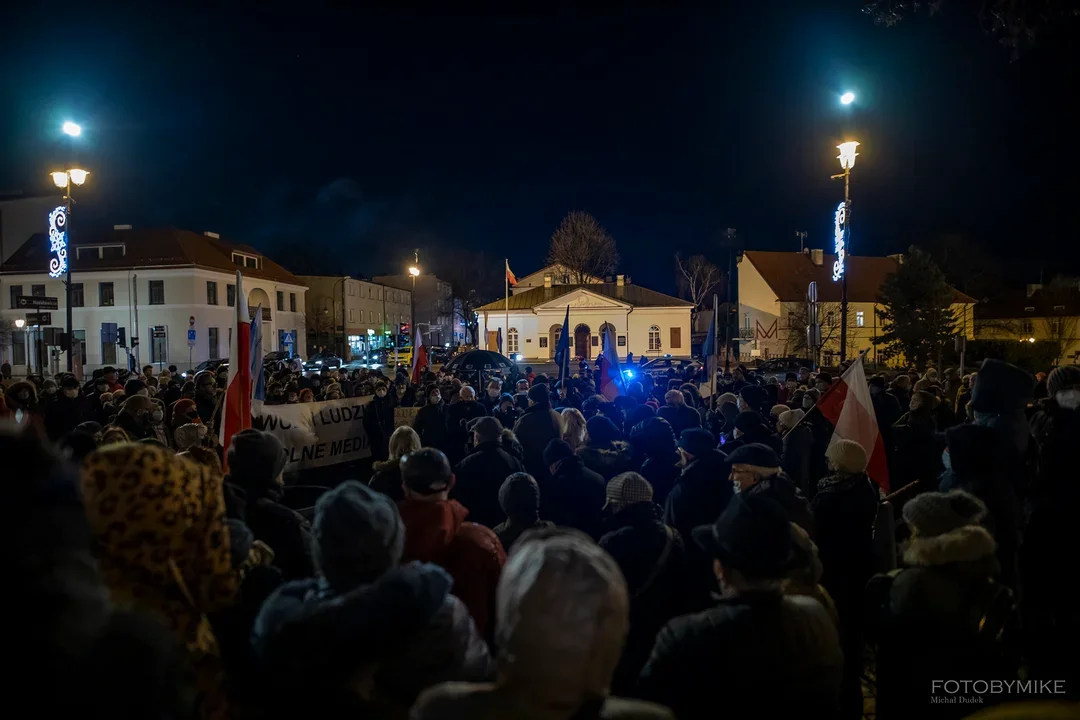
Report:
712,293,719,398
504,258,509,357
779,351,868,438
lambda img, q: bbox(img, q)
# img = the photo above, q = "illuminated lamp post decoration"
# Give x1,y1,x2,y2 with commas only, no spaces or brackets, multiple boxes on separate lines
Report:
50,155,89,372
831,140,858,363
48,205,68,278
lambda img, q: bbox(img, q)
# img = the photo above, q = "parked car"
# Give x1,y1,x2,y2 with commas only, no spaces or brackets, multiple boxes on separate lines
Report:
181,358,228,379
304,352,343,370
754,357,815,375
626,356,702,382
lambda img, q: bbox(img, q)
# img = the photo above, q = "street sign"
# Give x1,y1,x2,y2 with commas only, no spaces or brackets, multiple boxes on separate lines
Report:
189,315,195,327
25,312,52,325
15,295,58,310
152,326,167,339
188,328,196,347
283,332,294,343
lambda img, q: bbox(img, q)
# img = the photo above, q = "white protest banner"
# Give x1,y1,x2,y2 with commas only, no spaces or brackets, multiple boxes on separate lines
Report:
394,406,420,428
255,396,373,472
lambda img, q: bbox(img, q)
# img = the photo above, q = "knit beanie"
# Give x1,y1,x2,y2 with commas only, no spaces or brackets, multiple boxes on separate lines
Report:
739,385,766,410
778,408,804,431
770,404,789,420
902,489,987,538
313,480,404,589
825,439,869,475
499,472,540,522
734,410,766,435
1047,365,1080,397
586,415,621,446
226,429,288,491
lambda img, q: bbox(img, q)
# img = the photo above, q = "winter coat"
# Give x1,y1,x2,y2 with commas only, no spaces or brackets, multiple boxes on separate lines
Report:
656,403,701,438
540,455,607,539
577,441,634,482
252,563,491,716
865,525,1018,720
414,400,451,455
44,394,87,441
513,401,562,480
412,532,674,720
226,482,315,582
599,503,691,694
639,590,843,719
781,423,814,496
453,440,525,528
812,472,879,625
663,449,733,545
744,472,815,538
362,393,395,462
398,498,506,638
368,458,405,504
637,456,680,508
446,400,488,464
722,424,783,458
891,418,945,494
938,423,1023,588
492,405,521,430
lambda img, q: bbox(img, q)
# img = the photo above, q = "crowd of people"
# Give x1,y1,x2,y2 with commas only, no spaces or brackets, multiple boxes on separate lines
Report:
2,352,1078,719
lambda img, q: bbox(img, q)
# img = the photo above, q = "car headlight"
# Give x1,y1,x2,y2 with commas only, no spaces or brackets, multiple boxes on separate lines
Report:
315,360,322,365
514,354,524,361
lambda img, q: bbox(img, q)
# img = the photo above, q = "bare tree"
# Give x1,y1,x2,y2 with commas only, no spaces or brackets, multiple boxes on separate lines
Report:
782,301,861,360
675,254,722,322
547,211,619,284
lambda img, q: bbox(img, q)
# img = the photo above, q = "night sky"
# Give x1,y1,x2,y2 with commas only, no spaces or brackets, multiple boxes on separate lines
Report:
2,3,1077,295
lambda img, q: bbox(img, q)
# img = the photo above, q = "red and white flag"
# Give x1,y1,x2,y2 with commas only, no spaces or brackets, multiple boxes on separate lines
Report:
816,356,890,491
505,259,518,286
410,325,428,385
220,270,252,464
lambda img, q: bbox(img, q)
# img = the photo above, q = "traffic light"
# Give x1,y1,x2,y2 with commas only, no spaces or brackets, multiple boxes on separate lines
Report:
401,322,410,333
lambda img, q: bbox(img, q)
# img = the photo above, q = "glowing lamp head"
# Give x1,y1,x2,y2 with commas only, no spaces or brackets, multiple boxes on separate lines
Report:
51,171,70,189
408,266,420,277
68,169,88,186
62,121,82,137
840,92,855,105
837,141,860,171
1029,337,1036,344
15,319,25,329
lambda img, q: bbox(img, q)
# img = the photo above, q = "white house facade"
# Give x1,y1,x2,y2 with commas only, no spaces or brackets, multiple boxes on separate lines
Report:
476,275,692,362
1,226,307,376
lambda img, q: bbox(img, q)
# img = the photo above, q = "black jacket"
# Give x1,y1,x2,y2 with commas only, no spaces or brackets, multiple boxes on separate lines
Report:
890,418,944,494
226,482,315,581
638,455,680,508
639,590,843,719
540,455,606,538
656,403,701,438
663,449,733,544
252,563,491,716
452,440,525,528
446,400,488,464
369,458,405,504
362,393,396,462
780,424,814,496
811,472,879,618
44,394,87,441
744,472,815,538
414,401,451,455
599,503,691,694
577,441,634,482
513,402,562,480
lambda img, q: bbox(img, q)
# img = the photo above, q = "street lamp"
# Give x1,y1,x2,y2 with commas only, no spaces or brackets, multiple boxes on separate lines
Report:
840,91,855,106
62,121,82,137
51,165,89,372
831,140,859,363
408,249,420,351
13,319,29,376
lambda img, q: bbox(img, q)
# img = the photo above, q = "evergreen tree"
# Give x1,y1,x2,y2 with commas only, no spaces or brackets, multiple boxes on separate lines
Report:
876,246,958,369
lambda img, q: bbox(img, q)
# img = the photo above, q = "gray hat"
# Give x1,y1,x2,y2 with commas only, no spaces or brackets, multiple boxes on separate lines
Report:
468,415,503,443
902,489,987,538
313,481,404,589
1047,365,1080,397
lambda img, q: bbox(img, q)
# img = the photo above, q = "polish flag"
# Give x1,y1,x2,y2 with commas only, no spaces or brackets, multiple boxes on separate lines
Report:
220,270,252,464
410,325,428,385
505,259,518,286
815,356,889,491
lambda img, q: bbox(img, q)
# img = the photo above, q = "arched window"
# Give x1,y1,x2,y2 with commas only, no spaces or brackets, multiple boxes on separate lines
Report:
648,325,661,351
508,327,519,354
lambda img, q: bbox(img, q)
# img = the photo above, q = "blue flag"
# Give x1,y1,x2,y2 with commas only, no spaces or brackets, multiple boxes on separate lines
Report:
554,305,571,382
250,306,265,412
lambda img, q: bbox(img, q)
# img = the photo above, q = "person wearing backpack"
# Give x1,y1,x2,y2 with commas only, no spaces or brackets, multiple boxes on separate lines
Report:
865,489,1019,720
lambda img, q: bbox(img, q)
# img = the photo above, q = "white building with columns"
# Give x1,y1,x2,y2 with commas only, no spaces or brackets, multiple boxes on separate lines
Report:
0,225,307,376
476,270,692,362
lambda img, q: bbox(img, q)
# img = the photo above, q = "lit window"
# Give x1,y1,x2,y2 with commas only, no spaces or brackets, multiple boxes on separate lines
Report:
508,328,519,353
648,325,661,351
856,311,865,327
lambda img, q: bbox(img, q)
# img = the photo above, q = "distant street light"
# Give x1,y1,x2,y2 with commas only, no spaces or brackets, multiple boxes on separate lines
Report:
831,140,860,363
62,121,82,137
408,251,420,352
840,92,855,105
50,123,90,372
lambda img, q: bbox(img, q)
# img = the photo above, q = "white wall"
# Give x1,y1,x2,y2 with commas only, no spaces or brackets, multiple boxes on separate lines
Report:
1,267,306,375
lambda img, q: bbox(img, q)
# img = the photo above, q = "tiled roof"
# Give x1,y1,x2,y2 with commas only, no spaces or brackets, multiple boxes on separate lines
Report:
742,250,976,305
476,283,693,312
976,288,1080,320
1,227,304,286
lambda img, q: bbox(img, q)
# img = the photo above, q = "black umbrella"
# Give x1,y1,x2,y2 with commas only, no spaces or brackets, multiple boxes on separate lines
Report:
442,349,515,374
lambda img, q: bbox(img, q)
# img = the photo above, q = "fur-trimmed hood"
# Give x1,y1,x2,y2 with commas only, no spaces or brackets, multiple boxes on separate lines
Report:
903,524,997,568
4,380,38,410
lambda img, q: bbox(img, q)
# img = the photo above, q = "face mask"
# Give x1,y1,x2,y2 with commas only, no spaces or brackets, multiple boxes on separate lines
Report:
376,390,387,398
732,480,741,495
64,389,78,399
430,394,441,404
487,389,500,398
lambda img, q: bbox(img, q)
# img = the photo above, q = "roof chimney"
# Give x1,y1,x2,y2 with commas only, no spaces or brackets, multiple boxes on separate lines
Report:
616,274,625,287
809,249,824,266
113,224,132,230
543,274,552,288
204,231,220,239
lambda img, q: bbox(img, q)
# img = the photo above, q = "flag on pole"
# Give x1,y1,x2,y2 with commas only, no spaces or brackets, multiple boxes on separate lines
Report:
553,305,571,384
816,356,890,491
497,327,503,354
251,305,265,414
598,324,625,401
505,259,518,286
410,325,428,385
701,299,718,398
220,270,252,460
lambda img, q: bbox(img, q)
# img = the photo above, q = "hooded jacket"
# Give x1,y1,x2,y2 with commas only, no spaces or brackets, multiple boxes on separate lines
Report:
453,440,525,528
514,402,562,480
369,457,406,503
362,392,396,462
414,399,451,455
577,440,634,482
541,455,607,539
398,498,506,638
252,563,491,716
663,449,733,546
412,531,674,720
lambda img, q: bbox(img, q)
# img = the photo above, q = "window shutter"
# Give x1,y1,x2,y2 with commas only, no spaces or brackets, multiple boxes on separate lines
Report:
669,327,682,349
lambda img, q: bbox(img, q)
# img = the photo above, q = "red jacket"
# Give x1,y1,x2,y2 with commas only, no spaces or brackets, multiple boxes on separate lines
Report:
398,498,506,638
